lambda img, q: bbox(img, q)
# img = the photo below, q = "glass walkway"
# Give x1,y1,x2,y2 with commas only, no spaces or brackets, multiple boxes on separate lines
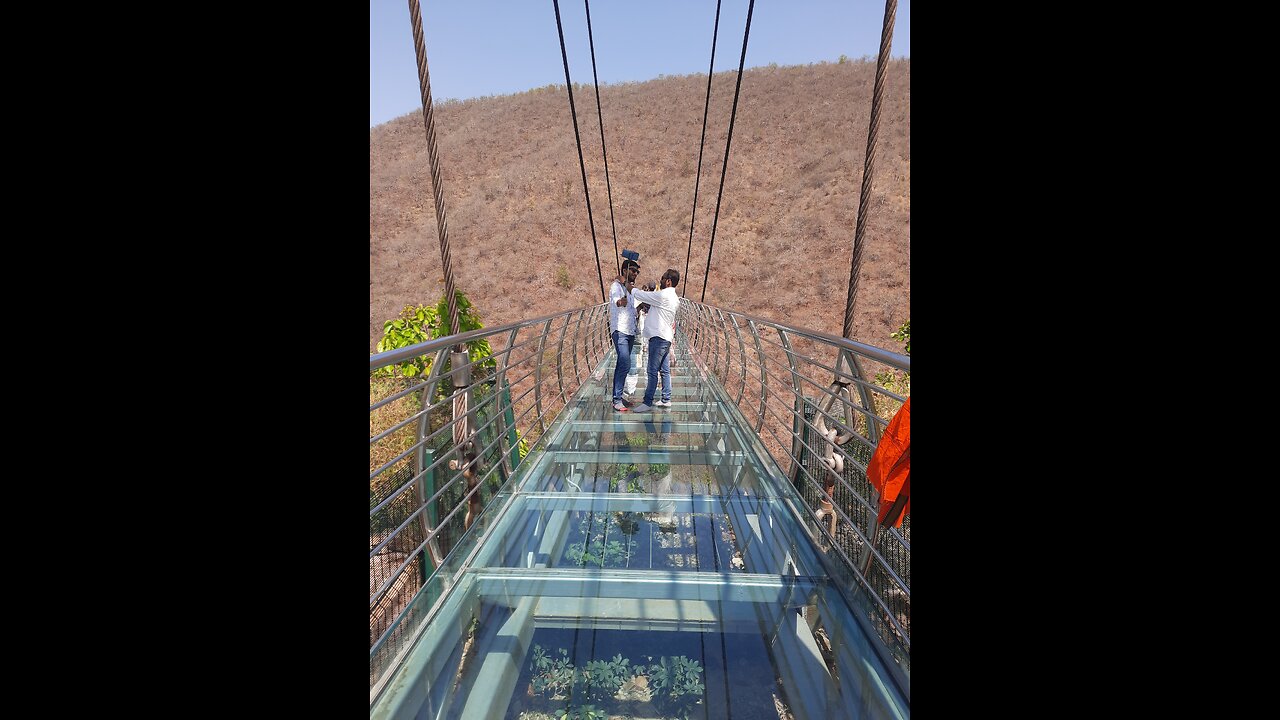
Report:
371,331,910,720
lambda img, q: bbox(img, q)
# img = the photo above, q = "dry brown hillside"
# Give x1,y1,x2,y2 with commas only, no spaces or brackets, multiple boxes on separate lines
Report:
370,59,909,353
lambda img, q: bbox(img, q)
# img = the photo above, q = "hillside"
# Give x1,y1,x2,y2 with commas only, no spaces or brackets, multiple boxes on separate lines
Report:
370,59,909,353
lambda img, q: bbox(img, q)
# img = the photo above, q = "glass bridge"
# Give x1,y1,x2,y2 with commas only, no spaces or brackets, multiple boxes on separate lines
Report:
370,302,910,720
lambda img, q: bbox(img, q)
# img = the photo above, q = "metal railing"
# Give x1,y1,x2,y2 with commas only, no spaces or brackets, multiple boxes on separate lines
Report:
369,299,911,689
677,300,911,660
369,303,610,677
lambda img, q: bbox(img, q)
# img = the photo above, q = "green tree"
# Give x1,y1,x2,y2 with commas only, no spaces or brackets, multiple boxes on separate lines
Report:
891,320,910,355
374,304,438,377
374,290,496,379
876,319,911,397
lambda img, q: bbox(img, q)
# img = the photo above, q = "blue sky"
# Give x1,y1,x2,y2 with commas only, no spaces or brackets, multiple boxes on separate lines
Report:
371,0,910,128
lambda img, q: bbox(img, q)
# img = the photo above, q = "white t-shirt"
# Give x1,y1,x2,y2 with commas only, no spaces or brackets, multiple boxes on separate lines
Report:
608,280,637,335
630,286,680,342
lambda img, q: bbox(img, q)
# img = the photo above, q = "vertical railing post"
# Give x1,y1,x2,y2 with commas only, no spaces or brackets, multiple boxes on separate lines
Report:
708,306,721,380
686,302,700,369
776,329,807,483
598,306,609,367
535,318,553,436
492,327,520,483
502,381,520,474
836,349,882,447
584,305,597,370
414,347,450,570
413,448,436,583
714,307,732,383
686,299,696,358
790,393,806,488
555,313,571,405
706,305,721,380
698,303,713,373
687,302,701,370
704,305,718,380
729,313,748,407
746,319,768,433
593,305,606,365
571,308,585,388
859,512,883,579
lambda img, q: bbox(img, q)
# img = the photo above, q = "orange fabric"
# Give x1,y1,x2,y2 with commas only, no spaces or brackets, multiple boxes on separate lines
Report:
866,397,910,527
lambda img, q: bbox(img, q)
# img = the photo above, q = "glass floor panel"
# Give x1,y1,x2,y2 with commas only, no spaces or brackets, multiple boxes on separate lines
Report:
372,342,909,720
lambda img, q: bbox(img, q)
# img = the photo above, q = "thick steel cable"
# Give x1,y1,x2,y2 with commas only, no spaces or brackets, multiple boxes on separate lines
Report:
699,0,755,303
584,0,621,276
682,0,723,298
407,0,461,342
406,1,475,549
553,0,607,303
841,0,897,341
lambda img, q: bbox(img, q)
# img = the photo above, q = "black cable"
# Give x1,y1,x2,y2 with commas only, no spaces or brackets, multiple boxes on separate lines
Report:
584,0,621,276
553,0,607,303
700,0,755,303
682,0,723,299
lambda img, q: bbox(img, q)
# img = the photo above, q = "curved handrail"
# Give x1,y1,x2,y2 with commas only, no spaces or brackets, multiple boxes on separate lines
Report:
370,304,608,370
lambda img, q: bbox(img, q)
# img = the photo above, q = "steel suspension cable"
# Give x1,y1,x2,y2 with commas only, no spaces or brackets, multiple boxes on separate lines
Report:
407,0,461,342
552,0,607,303
841,0,897,341
406,0,479,556
682,0,723,298
584,0,621,276
699,0,755,303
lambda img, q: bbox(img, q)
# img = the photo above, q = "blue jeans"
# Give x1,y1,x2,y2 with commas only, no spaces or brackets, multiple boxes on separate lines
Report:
626,332,644,389
644,337,672,406
611,331,635,403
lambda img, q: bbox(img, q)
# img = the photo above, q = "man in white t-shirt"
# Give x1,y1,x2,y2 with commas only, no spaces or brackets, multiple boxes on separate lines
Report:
628,269,681,412
607,257,640,412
